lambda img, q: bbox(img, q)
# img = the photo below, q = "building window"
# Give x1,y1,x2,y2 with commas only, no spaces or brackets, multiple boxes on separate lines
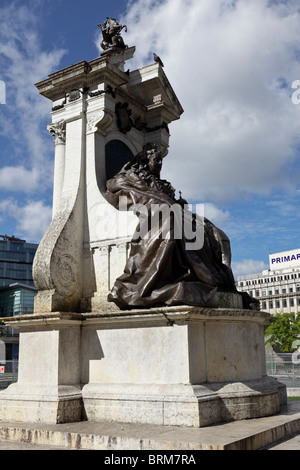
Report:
269,301,273,309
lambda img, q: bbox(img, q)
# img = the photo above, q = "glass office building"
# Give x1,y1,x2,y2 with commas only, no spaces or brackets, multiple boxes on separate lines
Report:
0,283,37,361
0,283,37,317
0,235,38,288
0,236,38,361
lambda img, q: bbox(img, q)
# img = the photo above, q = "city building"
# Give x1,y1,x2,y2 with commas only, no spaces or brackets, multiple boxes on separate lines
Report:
236,248,300,315
0,283,37,361
0,234,38,287
0,235,38,362
0,283,37,318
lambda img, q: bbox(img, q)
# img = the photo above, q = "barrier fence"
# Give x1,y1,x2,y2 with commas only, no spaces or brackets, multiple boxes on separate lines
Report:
0,361,18,389
266,353,300,388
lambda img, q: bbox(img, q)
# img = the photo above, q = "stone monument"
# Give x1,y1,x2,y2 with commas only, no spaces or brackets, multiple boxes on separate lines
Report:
0,20,286,427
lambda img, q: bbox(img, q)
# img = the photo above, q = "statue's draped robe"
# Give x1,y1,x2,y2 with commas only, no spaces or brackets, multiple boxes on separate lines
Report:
105,166,237,309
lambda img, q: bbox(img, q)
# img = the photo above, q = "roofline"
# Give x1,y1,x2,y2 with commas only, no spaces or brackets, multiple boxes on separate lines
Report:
0,283,37,292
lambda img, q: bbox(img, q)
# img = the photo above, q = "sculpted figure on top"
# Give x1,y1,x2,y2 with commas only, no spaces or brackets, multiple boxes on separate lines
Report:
105,144,258,311
98,17,128,53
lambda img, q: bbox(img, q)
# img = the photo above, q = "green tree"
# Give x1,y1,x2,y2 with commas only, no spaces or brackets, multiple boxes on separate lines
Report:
265,312,300,353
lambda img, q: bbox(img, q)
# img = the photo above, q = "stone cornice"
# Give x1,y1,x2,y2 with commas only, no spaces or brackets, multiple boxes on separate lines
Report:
0,306,270,329
35,56,131,102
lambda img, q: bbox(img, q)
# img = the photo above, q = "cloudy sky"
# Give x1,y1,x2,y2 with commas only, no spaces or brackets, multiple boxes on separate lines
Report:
1,0,300,278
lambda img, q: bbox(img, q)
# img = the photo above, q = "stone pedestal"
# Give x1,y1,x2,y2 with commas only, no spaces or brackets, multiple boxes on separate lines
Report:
0,307,286,427
0,314,82,424
0,43,287,429
81,307,286,427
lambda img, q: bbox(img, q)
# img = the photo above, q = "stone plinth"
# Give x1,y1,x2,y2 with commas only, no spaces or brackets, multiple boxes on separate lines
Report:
81,307,286,427
0,313,82,424
0,307,286,427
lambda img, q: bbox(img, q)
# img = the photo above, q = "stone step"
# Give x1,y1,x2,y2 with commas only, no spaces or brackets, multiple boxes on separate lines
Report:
0,400,299,451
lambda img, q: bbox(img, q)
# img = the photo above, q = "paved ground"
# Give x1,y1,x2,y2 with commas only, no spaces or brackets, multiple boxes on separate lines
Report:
267,433,300,450
0,440,71,450
0,434,299,450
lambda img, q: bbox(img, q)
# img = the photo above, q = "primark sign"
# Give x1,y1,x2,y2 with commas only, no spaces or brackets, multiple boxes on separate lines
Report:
269,249,300,270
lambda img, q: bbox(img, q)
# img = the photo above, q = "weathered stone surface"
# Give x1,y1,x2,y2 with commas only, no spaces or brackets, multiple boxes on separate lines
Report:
80,307,286,427
0,307,286,426
33,49,183,314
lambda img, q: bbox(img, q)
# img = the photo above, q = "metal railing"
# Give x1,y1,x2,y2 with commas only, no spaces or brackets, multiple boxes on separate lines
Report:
266,353,300,388
0,360,18,389
0,325,19,337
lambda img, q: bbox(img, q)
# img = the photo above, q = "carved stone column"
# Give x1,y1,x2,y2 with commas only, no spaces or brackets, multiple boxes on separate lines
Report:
33,114,86,313
47,121,66,217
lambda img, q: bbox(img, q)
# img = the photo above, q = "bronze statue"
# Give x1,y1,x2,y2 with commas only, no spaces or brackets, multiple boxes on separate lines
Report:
98,18,128,52
105,144,256,310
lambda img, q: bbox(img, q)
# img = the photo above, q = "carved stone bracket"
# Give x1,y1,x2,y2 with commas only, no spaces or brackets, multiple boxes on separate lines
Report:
86,110,113,135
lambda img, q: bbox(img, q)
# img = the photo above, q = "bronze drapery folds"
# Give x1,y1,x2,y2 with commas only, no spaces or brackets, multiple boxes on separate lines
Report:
105,144,251,310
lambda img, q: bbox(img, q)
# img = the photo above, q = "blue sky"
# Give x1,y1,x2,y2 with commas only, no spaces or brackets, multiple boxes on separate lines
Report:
1,0,300,279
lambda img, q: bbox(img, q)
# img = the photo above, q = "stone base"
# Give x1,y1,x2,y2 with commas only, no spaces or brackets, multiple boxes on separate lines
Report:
0,384,82,424
0,306,287,427
206,291,243,309
0,312,83,424
1,400,300,450
80,306,286,427
82,378,286,428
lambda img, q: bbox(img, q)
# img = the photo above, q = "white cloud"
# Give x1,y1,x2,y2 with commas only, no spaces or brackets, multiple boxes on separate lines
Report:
0,1,66,194
0,166,40,192
202,202,231,226
0,198,52,242
17,201,52,241
232,259,269,278
121,0,300,202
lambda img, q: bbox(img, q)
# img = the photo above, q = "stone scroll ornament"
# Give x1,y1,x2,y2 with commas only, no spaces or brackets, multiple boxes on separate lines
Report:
51,253,79,298
105,144,258,310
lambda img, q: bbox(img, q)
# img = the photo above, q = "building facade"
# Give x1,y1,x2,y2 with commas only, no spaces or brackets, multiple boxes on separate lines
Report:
237,248,300,315
0,235,38,288
0,283,37,318
0,235,38,362
0,283,37,361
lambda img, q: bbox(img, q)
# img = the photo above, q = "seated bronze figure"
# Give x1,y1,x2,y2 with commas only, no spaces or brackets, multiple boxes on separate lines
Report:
105,144,252,310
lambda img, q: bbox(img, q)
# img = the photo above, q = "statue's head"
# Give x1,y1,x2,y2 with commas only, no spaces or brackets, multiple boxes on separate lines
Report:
146,146,163,177
120,143,163,177
133,143,163,177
